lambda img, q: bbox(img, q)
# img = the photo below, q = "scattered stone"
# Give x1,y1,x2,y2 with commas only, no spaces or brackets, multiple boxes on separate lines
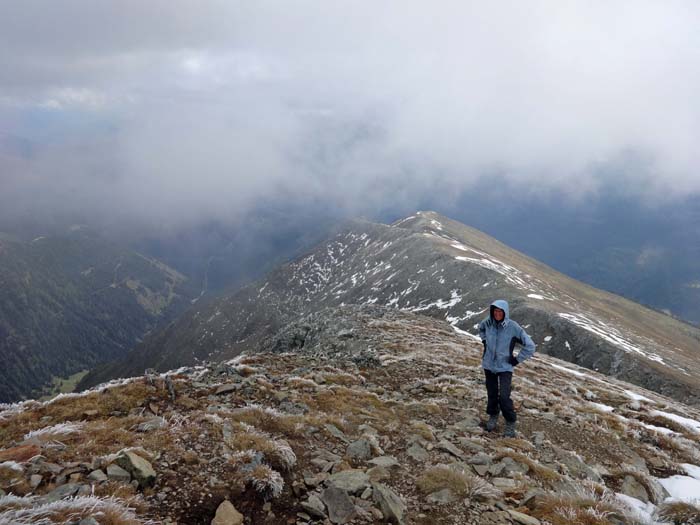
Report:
215,384,241,395
368,456,399,469
324,424,350,444
79,518,100,525
508,510,541,525
436,440,466,460
29,474,42,489
211,500,244,525
473,464,490,476
346,438,372,461
106,463,131,483
328,469,371,495
468,453,493,466
531,431,545,447
88,469,108,482
116,450,156,488
367,465,391,482
372,483,406,525
300,494,327,519
321,486,357,524
491,477,518,491
45,483,80,502
521,488,547,510
453,415,481,431
620,475,649,503
427,488,458,504
407,443,429,462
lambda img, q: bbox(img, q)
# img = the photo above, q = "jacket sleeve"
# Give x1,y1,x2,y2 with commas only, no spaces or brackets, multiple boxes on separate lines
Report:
478,319,488,342
515,325,536,363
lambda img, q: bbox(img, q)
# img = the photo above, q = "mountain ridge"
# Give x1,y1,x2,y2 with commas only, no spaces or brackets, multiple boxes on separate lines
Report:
79,211,700,406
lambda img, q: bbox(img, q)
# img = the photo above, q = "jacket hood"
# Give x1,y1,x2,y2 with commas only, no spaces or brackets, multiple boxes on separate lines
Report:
490,299,510,321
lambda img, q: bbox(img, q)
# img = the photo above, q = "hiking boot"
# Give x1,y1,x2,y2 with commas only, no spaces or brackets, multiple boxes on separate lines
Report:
504,421,517,438
485,415,499,432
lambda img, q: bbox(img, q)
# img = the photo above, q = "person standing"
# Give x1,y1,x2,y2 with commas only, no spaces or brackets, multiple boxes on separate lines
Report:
479,299,536,437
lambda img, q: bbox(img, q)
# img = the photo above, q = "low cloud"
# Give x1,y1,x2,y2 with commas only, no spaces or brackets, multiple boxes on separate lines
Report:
2,1,700,230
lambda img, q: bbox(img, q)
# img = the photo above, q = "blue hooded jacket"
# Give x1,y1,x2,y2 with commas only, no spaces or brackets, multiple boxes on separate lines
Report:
479,299,536,373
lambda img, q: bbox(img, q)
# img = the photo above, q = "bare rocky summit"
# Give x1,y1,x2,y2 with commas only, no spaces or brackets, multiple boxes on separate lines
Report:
2,305,700,524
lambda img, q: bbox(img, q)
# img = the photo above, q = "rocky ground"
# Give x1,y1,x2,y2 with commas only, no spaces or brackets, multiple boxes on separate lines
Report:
2,305,700,524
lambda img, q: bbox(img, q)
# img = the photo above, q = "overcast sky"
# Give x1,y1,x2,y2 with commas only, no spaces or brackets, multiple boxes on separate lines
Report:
2,1,700,230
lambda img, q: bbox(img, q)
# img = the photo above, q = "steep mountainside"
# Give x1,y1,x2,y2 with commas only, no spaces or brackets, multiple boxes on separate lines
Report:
0,228,196,402
81,211,700,405
2,306,700,524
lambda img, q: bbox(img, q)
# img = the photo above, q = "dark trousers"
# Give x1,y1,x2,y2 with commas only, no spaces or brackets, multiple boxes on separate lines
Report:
484,369,516,423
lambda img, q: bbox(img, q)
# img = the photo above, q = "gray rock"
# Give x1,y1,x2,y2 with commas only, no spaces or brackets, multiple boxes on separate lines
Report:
328,469,371,495
106,463,131,482
452,415,481,431
427,488,458,504
372,483,406,525
508,510,541,525
531,431,545,447
368,456,399,469
501,457,529,476
436,440,466,460
553,447,602,483
346,438,372,460
322,486,357,524
115,451,156,488
88,469,108,482
44,483,80,502
520,488,547,509
79,519,100,525
29,474,43,489
645,476,670,504
467,452,493,466
211,500,244,525
620,475,649,503
215,383,241,395
407,443,429,462
300,494,327,519
473,464,490,476
324,424,350,444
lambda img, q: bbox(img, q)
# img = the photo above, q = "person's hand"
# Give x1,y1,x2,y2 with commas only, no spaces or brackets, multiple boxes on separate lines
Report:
508,356,519,366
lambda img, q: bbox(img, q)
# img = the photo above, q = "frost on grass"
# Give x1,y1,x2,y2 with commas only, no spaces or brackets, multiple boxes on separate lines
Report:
0,494,145,525
23,422,85,442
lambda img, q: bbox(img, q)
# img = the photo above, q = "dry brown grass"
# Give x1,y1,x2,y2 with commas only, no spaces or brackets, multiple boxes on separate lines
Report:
416,465,501,501
0,494,145,524
224,406,304,437
226,425,296,472
655,500,700,524
531,489,626,525
495,437,535,452
410,421,436,442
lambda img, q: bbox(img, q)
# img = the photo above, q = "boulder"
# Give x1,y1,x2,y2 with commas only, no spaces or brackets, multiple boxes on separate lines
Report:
328,469,371,495
300,494,327,519
346,438,372,461
372,483,406,525
322,486,357,524
115,451,156,488
211,500,244,525
620,475,649,503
